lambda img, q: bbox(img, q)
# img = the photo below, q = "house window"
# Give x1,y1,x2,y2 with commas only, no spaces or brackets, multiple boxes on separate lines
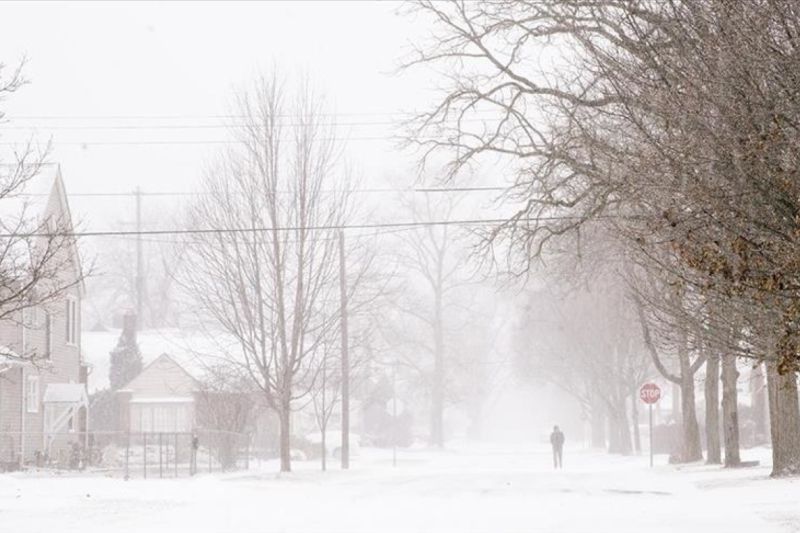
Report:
65,298,78,345
26,376,40,413
21,306,38,356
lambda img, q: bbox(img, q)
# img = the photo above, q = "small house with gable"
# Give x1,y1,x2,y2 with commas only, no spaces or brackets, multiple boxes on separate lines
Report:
117,353,199,434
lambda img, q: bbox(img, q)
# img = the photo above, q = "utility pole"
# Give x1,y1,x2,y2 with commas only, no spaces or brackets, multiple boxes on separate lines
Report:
339,230,350,469
135,187,144,330
321,351,327,472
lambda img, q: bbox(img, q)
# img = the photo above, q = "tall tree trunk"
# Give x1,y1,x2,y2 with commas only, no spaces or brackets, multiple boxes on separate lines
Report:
721,355,741,467
607,414,620,454
749,363,769,445
607,401,632,455
430,287,445,447
279,394,292,473
704,354,721,464
678,344,703,462
766,362,800,477
591,402,606,449
671,382,681,423
339,230,350,469
631,395,641,454
320,361,327,472
321,428,327,471
635,299,702,462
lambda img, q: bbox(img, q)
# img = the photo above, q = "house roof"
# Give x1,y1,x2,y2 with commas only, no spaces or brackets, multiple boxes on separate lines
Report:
119,352,200,392
129,396,195,404
82,328,237,393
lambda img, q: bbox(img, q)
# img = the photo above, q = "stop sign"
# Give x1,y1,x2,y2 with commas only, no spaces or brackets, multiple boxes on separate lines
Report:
640,383,661,404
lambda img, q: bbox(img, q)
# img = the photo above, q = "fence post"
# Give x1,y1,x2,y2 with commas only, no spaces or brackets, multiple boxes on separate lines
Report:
190,434,196,477
159,433,163,479
174,433,178,478
143,432,147,479
208,434,212,473
245,434,250,470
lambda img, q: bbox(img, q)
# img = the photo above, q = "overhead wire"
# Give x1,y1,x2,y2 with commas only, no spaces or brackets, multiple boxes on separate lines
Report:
16,186,511,197
105,224,421,246
0,213,641,239
2,119,488,131
0,136,403,146
8,110,499,120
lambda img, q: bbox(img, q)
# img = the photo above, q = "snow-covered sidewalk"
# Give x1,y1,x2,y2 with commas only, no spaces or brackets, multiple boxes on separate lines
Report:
0,444,796,533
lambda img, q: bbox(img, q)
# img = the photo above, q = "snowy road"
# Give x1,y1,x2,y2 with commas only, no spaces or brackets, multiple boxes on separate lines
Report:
1,445,797,533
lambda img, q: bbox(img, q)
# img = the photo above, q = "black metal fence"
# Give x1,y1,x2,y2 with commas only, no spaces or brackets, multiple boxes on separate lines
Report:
0,429,251,478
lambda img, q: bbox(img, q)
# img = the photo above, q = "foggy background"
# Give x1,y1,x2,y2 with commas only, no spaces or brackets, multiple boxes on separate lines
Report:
0,1,580,448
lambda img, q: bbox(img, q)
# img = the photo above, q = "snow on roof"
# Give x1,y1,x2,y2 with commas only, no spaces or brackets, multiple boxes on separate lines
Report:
129,396,195,404
82,328,241,393
43,383,88,404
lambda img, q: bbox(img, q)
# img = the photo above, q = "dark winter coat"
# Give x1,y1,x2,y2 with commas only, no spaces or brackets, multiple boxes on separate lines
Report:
550,430,565,449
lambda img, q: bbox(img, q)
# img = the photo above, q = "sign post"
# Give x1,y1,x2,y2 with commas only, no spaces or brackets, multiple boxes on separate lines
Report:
639,383,662,467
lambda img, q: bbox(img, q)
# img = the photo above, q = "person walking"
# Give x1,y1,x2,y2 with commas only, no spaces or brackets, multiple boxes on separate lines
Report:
550,425,565,469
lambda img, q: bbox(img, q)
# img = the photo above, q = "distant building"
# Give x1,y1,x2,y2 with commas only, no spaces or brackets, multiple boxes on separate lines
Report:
0,166,89,467
117,353,198,434
84,328,277,456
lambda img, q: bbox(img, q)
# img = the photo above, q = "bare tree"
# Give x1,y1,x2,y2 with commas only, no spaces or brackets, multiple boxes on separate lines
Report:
384,192,472,447
633,286,704,463
405,0,800,476
196,364,255,469
310,340,340,471
514,234,651,455
0,60,87,362
87,208,185,330
179,73,355,472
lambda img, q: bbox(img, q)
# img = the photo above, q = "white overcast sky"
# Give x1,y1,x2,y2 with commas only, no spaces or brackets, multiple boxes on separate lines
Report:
0,1,441,229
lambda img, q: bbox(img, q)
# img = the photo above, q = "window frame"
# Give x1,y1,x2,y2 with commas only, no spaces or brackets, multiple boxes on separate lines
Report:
44,311,52,359
21,306,37,356
65,297,78,346
26,375,40,414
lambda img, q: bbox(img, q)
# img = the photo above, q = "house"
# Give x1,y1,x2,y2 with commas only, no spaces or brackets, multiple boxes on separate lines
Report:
0,166,88,467
83,326,275,460
117,353,199,434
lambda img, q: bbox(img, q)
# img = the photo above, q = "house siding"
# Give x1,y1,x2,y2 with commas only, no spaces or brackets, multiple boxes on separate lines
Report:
0,168,85,465
0,368,23,462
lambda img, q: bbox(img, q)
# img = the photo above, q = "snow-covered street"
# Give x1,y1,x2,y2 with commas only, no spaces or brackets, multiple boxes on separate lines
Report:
2,445,797,533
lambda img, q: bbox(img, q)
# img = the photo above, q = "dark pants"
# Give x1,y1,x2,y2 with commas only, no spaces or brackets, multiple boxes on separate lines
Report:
553,446,563,469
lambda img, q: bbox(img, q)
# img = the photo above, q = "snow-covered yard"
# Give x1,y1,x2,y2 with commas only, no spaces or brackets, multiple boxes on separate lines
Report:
1,444,797,533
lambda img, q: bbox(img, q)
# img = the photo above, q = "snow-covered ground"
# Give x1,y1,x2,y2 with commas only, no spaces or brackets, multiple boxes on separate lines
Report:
1,444,797,533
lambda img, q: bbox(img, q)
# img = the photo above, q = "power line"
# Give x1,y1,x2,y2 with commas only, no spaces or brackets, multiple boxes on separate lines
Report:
17,186,510,197
8,112,412,120
0,136,402,146
8,110,498,121
0,214,635,239
3,120,448,131
109,224,417,246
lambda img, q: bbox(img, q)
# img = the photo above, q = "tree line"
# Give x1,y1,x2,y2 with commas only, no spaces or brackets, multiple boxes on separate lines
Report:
406,0,800,476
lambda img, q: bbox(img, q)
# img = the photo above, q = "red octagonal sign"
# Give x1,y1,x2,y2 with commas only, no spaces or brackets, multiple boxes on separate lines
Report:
640,383,661,404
